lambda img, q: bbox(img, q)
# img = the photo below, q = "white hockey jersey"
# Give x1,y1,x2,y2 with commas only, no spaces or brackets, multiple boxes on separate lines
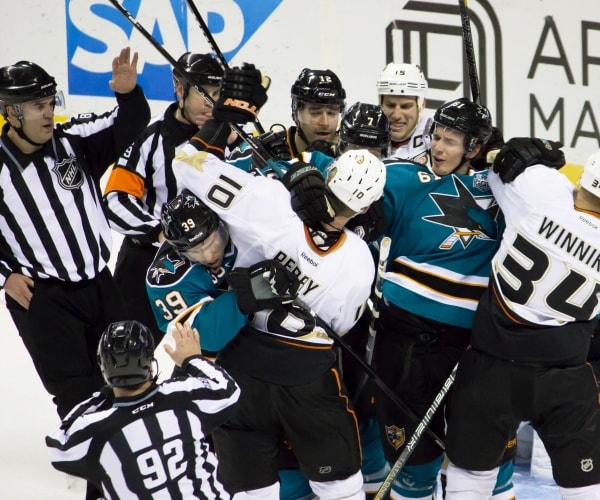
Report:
387,113,432,166
172,147,375,338
489,165,600,326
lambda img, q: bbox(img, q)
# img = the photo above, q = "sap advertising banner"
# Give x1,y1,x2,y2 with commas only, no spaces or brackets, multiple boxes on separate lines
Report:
0,0,599,165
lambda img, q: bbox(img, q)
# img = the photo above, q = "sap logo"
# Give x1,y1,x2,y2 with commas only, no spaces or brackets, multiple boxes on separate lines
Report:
65,0,283,101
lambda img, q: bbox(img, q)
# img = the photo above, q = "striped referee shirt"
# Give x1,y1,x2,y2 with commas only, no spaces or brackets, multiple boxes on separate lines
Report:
0,85,150,287
103,102,198,244
46,355,240,499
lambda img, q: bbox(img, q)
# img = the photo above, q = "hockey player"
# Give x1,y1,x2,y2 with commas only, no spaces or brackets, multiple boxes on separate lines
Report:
103,52,225,345
228,67,346,173
288,67,346,156
375,62,431,164
172,63,386,499
145,189,241,353
146,189,298,355
444,143,600,500
46,320,241,499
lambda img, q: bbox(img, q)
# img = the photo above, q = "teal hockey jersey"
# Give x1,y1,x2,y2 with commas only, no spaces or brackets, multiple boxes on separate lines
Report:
146,239,245,352
382,160,503,328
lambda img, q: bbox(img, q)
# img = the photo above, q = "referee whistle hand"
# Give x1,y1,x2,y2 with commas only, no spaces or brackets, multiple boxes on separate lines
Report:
164,322,202,366
4,273,34,310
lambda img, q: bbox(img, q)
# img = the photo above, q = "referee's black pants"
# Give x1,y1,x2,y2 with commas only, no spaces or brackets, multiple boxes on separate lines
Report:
113,237,163,345
7,268,127,419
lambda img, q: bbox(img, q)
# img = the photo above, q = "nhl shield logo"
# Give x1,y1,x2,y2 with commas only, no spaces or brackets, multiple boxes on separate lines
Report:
385,425,405,450
581,458,594,472
53,156,83,190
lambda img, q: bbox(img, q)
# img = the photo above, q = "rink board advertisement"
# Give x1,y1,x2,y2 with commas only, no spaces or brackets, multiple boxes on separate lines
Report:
0,0,599,165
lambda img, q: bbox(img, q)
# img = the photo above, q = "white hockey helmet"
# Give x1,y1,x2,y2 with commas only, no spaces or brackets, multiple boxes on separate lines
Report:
326,149,386,213
376,63,428,111
580,150,600,197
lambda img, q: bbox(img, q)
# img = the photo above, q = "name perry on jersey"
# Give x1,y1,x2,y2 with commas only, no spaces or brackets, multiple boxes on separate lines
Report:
274,251,320,295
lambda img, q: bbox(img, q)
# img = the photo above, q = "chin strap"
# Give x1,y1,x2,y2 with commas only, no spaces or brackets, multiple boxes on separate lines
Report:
11,122,48,148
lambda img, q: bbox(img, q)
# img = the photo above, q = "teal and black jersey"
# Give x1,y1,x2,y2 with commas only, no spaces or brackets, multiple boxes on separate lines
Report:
146,239,246,352
382,160,504,328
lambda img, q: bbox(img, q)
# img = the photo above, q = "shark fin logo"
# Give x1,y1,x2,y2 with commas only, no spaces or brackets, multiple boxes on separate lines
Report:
423,175,499,250
66,0,283,101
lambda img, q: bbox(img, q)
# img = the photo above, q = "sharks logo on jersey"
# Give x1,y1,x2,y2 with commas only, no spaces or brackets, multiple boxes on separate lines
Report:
424,174,500,250
149,254,187,284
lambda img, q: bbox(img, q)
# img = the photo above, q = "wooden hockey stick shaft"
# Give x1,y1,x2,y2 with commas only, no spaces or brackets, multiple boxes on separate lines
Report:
303,306,445,450
352,236,391,406
184,0,266,134
458,0,480,104
107,0,273,166
374,362,459,500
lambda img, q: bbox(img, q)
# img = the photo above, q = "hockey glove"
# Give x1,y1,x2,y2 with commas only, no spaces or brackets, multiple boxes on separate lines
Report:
213,63,269,124
251,127,293,170
283,162,335,228
60,385,114,431
228,259,300,314
346,198,386,243
493,137,565,183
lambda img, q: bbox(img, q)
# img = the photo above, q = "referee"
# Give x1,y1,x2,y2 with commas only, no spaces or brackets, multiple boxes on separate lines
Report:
0,48,149,419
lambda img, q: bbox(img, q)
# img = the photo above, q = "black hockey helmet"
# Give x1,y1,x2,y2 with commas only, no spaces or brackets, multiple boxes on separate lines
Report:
291,68,346,116
161,189,220,252
339,102,391,151
430,97,493,152
0,61,57,105
98,320,155,388
173,52,224,88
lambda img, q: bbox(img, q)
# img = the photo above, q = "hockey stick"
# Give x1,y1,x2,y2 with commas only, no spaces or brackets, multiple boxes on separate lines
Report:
351,236,391,406
458,0,480,104
184,0,267,134
374,362,459,500
300,304,445,450
107,0,274,167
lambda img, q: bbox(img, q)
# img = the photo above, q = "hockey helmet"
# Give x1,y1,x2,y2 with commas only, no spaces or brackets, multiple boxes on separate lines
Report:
376,63,428,110
98,320,155,388
431,97,493,152
173,52,224,88
326,149,386,213
339,102,391,150
291,68,346,116
581,150,600,197
0,61,57,105
161,190,220,251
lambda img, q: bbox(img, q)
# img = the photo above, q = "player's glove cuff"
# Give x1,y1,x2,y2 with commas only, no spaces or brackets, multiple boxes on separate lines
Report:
283,162,335,227
190,119,231,159
493,137,565,183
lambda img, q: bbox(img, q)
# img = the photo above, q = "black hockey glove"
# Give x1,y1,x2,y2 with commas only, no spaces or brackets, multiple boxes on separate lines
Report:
60,385,114,431
251,127,292,170
228,259,300,314
304,140,338,158
493,137,565,183
213,63,268,124
346,198,386,243
282,162,335,227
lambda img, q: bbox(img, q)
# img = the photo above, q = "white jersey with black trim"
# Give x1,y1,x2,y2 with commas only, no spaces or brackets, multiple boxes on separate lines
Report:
172,147,375,337
488,165,600,326
387,113,432,166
